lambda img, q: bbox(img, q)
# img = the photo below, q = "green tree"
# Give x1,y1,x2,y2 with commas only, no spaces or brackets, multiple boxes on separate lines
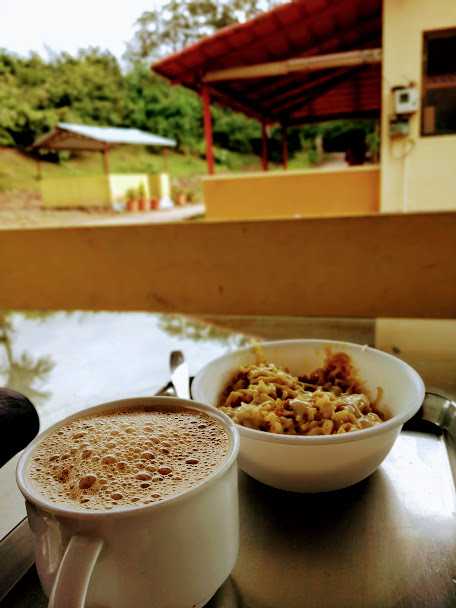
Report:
0,48,126,147
125,63,203,150
125,0,279,63
124,63,262,154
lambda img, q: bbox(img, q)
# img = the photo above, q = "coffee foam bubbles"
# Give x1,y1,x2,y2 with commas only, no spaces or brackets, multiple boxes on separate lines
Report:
27,407,229,511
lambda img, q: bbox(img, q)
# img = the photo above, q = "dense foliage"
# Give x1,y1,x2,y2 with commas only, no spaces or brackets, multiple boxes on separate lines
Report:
0,48,267,156
0,0,376,163
0,49,125,147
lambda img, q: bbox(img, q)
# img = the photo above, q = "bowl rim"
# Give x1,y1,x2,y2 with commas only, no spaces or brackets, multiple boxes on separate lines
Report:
192,339,426,446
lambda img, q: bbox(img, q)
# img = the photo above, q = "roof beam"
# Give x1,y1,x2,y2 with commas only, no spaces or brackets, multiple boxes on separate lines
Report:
243,15,382,101
266,63,380,118
190,0,380,83
33,128,103,151
261,67,357,113
270,68,362,118
203,48,381,83
207,85,267,123
287,108,379,126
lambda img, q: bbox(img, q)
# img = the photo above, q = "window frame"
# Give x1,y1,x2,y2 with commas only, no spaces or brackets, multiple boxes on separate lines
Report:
421,27,456,137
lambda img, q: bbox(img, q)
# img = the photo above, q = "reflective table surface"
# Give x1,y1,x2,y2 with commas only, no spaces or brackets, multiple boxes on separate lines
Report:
1,313,455,607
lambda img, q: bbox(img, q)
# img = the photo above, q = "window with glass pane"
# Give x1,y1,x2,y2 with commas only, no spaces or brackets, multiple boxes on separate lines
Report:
422,29,456,136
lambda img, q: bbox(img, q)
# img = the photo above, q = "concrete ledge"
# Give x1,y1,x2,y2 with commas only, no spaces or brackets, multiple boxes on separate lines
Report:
0,211,455,318
203,165,380,220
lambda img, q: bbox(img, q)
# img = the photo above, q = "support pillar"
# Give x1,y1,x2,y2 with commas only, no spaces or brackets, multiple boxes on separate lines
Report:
201,84,215,175
162,147,169,172
35,157,42,181
102,145,110,175
261,122,268,171
281,124,288,170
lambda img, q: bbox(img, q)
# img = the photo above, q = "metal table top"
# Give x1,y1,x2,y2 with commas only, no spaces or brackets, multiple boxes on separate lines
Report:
1,313,455,607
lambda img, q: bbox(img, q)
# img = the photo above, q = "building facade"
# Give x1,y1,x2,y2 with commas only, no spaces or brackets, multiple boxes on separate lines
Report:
381,0,456,212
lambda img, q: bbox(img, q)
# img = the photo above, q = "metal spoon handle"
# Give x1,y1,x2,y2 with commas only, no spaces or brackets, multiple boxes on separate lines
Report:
170,350,190,400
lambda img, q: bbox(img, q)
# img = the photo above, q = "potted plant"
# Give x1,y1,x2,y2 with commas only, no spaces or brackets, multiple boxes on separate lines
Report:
150,195,160,210
137,183,149,212
125,188,137,213
173,189,187,206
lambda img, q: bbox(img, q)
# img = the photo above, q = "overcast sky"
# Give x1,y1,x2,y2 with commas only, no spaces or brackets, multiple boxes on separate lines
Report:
1,0,164,60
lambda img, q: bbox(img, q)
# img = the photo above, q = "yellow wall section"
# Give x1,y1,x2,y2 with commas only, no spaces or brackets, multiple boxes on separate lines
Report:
375,318,456,390
41,174,171,207
109,175,150,203
0,212,455,318
41,176,111,208
148,173,170,199
203,166,380,220
381,0,456,212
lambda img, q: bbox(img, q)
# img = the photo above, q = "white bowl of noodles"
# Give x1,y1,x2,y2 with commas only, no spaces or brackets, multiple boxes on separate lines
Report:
192,340,425,493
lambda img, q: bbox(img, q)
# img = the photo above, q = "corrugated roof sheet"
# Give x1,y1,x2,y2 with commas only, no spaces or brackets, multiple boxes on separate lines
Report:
153,0,382,124
34,123,176,150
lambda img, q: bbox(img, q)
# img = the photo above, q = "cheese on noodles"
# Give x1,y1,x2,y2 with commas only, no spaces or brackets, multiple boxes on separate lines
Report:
218,352,387,435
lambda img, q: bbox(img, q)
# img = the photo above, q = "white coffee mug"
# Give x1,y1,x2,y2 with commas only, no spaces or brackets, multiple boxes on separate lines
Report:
16,396,240,608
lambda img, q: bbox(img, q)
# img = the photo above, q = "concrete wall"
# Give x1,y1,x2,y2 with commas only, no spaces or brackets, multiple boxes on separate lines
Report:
375,318,456,390
148,173,170,199
41,176,111,208
203,166,380,220
381,0,456,212
41,174,171,208
1,212,454,318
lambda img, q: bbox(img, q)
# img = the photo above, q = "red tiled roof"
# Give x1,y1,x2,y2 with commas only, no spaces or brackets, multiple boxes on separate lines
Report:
153,0,382,124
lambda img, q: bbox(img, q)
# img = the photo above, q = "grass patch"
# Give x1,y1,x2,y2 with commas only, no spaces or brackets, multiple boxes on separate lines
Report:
0,146,263,194
0,145,313,200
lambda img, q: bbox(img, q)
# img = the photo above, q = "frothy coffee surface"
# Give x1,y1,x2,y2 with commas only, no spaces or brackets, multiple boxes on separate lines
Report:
28,406,229,511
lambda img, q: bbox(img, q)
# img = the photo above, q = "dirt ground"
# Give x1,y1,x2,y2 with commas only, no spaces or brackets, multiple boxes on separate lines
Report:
0,190,203,229
0,190,122,229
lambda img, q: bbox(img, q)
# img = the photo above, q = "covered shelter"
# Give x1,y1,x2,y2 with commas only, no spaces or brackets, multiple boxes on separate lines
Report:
153,0,382,174
33,122,176,176
32,123,177,209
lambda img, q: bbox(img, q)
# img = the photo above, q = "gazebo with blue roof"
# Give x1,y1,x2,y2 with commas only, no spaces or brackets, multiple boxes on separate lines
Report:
32,123,177,209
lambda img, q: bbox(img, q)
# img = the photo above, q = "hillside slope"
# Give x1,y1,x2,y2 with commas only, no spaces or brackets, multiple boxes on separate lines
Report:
0,146,262,196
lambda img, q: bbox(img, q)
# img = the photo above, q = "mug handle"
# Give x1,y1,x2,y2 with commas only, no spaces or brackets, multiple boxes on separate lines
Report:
48,535,104,608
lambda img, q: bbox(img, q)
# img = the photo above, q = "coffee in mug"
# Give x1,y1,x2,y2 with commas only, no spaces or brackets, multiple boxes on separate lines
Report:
17,397,239,608
27,406,229,511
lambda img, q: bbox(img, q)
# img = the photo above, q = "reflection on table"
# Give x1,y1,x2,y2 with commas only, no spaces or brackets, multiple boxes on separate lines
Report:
1,313,454,433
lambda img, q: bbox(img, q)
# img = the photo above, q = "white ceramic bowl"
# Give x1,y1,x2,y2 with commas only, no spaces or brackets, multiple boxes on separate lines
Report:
192,339,425,493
